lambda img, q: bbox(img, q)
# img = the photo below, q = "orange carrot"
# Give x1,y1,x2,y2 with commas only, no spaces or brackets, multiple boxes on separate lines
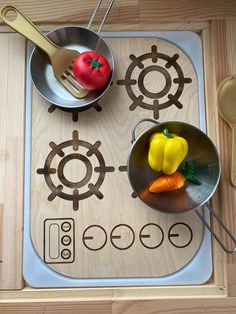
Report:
149,162,201,193
149,172,185,193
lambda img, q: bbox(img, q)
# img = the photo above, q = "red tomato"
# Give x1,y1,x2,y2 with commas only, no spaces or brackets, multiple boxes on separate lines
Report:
73,51,111,91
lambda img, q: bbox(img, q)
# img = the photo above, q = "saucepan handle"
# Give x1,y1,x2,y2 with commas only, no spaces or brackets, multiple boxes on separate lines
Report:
87,0,114,34
131,118,160,144
196,203,236,253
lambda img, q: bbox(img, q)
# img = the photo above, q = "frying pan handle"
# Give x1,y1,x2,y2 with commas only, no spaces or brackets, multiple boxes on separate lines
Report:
87,0,114,34
196,203,236,253
131,118,160,144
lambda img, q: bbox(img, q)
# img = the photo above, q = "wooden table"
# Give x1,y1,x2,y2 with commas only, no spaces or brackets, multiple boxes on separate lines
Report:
0,0,236,313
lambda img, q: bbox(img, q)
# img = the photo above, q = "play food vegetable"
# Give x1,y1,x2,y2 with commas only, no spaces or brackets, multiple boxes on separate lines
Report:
148,128,188,174
73,51,111,90
149,162,201,193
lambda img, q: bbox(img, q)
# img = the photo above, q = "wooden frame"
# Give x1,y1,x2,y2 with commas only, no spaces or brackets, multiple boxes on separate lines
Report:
0,1,236,312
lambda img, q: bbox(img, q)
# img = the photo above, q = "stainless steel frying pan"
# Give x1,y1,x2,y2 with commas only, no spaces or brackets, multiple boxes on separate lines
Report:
30,24,114,109
31,0,114,109
2,0,115,109
127,118,236,253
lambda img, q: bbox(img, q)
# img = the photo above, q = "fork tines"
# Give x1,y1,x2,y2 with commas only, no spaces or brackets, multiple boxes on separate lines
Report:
60,66,88,99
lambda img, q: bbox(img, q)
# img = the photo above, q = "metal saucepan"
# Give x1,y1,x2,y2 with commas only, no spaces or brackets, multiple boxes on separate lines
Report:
1,0,115,109
127,118,236,253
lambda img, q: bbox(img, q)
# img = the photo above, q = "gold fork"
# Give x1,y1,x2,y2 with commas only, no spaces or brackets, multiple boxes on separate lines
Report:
0,5,88,99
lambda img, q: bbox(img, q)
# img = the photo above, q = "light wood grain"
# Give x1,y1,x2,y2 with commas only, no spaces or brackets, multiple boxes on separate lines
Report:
210,20,236,297
0,302,112,314
0,0,139,27
201,27,225,288
0,284,225,301
0,0,235,310
28,37,203,280
0,34,25,290
112,297,236,314
139,0,236,23
0,22,210,33
0,0,236,26
1,297,236,314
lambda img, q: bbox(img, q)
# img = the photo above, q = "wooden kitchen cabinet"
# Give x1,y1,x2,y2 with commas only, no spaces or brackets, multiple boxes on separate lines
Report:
0,1,236,313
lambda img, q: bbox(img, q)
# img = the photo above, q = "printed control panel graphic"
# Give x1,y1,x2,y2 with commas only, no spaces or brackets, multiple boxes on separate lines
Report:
44,218,75,264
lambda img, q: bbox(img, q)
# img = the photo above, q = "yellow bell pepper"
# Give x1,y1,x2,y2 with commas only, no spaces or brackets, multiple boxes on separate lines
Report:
148,128,188,174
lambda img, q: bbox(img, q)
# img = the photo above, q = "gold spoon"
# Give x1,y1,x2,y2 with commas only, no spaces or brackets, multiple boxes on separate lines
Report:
217,76,236,187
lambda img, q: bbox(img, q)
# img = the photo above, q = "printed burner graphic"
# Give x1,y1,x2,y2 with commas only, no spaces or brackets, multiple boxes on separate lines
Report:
117,45,192,119
37,131,115,210
48,102,102,122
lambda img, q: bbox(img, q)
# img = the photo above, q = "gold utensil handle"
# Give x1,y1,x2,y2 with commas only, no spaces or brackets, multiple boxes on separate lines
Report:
0,5,58,58
231,124,236,187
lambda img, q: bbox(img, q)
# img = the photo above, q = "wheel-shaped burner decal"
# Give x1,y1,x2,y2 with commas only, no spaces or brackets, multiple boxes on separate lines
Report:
48,102,103,122
37,130,115,211
117,45,192,119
